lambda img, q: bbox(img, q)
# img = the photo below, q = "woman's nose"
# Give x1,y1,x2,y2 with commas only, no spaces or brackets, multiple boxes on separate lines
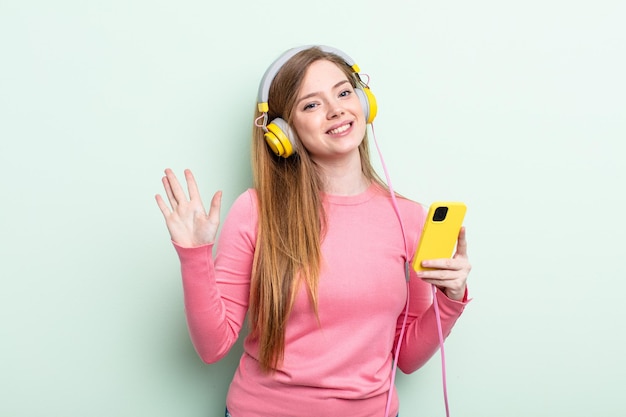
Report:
327,104,345,119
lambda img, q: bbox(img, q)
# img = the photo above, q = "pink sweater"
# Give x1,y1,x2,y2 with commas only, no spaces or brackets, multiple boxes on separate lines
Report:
174,184,469,417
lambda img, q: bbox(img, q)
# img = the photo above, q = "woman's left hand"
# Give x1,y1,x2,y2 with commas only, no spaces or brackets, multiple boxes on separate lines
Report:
416,227,472,301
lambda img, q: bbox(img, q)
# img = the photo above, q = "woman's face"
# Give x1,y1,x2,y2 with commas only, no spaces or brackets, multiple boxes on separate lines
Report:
290,59,366,165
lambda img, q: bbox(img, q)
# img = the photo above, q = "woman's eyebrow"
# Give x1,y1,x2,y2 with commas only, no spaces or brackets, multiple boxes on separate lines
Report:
296,80,351,105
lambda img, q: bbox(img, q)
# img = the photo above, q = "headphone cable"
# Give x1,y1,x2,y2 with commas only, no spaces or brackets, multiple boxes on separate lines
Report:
370,123,450,417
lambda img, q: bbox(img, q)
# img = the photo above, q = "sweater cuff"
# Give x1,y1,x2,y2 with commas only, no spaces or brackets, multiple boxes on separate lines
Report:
435,286,471,315
172,240,214,264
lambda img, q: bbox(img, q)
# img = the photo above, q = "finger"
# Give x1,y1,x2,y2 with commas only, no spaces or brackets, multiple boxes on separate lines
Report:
208,190,222,225
418,271,468,292
162,175,178,209
417,267,463,280
164,168,188,204
421,257,464,271
420,278,457,289
155,194,171,217
455,227,468,258
184,169,204,205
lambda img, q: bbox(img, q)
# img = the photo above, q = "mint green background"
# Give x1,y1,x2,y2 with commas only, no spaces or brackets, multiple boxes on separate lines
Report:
1,1,624,416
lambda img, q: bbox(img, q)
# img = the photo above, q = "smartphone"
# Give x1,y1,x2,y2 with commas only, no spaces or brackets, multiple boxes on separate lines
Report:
412,202,467,272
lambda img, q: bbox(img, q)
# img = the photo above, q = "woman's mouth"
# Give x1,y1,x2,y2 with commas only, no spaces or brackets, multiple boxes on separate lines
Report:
327,122,352,135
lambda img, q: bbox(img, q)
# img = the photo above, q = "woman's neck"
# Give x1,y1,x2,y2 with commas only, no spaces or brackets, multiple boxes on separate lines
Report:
316,156,370,196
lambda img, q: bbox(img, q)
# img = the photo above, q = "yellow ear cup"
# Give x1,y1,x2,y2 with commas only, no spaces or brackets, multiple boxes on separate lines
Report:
355,85,378,125
264,119,295,158
362,87,377,124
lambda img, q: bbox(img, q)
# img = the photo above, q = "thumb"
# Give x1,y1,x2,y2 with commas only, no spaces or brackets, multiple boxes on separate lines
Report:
208,191,222,225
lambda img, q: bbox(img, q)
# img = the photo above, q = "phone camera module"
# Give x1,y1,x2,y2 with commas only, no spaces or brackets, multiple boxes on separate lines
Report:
433,206,448,222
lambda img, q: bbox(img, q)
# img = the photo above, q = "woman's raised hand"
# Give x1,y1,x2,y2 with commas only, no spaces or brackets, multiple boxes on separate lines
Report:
155,169,222,248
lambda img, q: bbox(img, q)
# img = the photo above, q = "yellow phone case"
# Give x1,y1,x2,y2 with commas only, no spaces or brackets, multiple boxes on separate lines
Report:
412,201,467,272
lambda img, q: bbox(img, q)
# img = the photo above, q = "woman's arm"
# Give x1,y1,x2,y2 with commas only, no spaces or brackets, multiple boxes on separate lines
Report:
156,169,256,363
395,228,472,373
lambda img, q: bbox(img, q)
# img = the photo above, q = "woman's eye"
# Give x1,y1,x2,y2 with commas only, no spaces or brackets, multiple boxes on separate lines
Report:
339,90,351,98
303,103,318,111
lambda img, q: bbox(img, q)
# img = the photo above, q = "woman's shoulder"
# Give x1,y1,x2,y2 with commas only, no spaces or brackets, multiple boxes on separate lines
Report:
226,188,259,221
396,195,427,228
219,189,259,242
371,183,427,216
231,187,259,204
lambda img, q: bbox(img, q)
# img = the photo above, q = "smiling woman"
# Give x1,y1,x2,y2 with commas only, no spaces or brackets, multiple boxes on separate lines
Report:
155,45,472,417
290,60,368,174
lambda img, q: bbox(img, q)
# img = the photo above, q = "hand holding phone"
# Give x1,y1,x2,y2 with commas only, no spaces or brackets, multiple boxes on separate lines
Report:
412,202,467,272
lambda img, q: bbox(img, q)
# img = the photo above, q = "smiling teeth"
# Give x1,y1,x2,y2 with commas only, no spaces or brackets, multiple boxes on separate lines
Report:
328,124,351,135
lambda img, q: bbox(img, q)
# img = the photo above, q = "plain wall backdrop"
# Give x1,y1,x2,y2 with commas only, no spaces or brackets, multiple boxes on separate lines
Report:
1,0,624,416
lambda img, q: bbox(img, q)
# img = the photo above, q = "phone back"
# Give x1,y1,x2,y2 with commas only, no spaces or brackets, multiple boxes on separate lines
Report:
412,201,467,272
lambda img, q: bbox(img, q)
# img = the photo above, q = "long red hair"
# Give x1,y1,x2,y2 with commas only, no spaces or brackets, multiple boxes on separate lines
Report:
249,47,386,372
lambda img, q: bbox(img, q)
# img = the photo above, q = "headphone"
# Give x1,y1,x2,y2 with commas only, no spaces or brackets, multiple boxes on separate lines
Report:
256,45,378,158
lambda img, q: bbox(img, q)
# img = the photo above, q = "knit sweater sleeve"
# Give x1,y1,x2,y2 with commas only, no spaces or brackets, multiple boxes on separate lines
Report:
395,282,469,373
172,190,257,364
394,202,471,374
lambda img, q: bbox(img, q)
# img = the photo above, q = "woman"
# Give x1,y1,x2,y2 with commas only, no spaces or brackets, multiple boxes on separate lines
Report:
156,45,471,417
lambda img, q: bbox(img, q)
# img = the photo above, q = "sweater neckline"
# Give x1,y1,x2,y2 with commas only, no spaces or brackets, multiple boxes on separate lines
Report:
321,183,380,206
